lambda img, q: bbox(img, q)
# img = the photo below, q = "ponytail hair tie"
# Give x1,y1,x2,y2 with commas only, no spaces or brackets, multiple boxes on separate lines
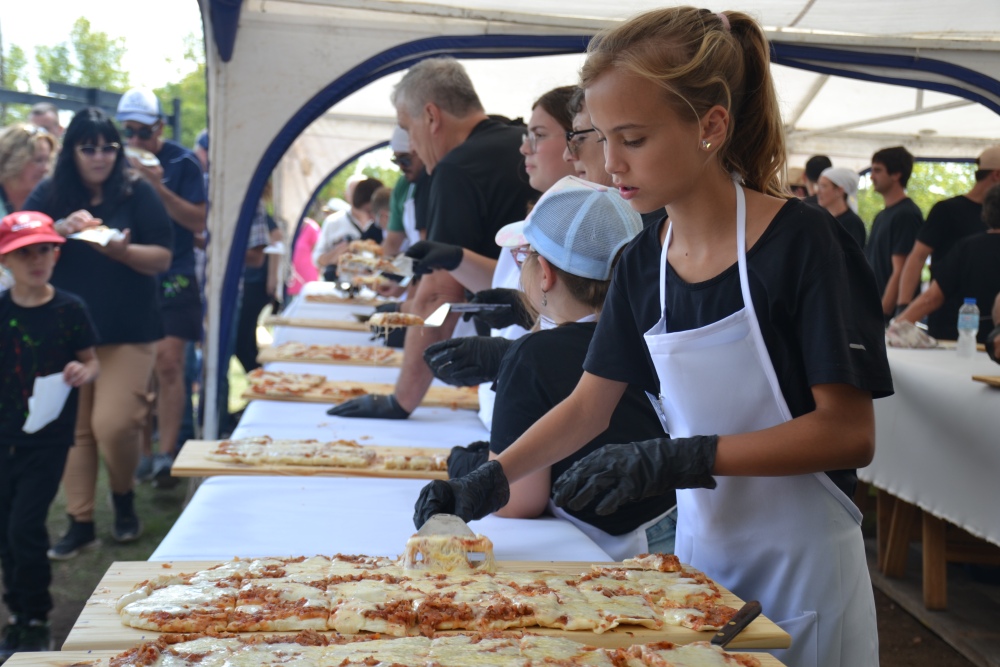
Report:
717,12,731,31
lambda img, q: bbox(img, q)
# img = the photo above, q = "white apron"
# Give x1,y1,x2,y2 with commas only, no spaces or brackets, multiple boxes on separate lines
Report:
401,191,421,251
643,182,878,667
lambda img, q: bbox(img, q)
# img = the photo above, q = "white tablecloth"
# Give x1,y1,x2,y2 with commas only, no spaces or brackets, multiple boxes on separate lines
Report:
151,476,611,562
860,347,1000,546
155,289,609,564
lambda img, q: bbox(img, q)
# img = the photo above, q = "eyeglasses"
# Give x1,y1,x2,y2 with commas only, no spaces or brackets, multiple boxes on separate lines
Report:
76,143,120,157
391,154,413,169
122,125,156,140
510,245,532,267
565,128,597,157
521,131,551,154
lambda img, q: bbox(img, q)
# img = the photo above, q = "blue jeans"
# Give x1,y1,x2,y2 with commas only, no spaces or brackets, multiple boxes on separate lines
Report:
644,506,678,555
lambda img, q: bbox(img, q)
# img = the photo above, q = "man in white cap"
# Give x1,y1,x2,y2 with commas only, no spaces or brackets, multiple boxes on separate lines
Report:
895,145,1000,339
382,126,427,256
815,167,866,249
116,88,207,486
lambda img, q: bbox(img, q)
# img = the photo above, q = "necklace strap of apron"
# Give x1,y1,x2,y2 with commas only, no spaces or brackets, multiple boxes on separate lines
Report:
659,223,672,312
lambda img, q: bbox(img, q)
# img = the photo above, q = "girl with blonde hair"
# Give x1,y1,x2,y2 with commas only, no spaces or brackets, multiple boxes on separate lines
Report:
415,8,890,666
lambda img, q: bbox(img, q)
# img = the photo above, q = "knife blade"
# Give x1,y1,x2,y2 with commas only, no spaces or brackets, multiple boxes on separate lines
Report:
710,600,762,648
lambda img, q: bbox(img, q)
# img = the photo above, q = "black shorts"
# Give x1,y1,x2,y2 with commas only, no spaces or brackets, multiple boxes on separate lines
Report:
159,274,203,341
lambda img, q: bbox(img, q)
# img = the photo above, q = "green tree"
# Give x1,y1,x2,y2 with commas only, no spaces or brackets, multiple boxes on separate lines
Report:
1,43,30,123
155,34,206,147
857,161,977,229
35,18,129,91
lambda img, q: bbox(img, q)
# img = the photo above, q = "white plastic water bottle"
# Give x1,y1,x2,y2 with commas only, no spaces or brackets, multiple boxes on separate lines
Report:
956,298,979,358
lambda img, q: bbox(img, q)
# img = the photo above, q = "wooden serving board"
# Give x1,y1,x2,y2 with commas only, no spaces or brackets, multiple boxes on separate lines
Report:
265,315,371,332
172,440,449,480
7,649,787,667
242,382,479,411
63,560,790,652
973,374,1000,388
257,345,403,367
305,293,385,307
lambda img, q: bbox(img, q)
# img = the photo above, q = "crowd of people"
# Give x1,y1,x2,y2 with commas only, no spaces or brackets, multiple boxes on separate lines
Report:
2,5,1000,666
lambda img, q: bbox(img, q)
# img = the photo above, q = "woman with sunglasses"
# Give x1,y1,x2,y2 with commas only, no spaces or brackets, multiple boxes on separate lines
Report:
24,107,173,558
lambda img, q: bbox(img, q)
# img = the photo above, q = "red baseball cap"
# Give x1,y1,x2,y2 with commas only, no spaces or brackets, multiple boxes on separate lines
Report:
0,211,65,254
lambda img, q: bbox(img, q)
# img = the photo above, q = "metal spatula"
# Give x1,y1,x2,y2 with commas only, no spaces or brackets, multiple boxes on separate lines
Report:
422,303,512,327
417,513,476,538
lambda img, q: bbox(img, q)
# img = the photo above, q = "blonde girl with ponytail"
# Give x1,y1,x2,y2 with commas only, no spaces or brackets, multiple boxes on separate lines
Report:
415,10,889,666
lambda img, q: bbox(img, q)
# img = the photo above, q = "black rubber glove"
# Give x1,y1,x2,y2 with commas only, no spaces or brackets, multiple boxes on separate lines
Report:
374,302,400,313
987,325,1000,364
423,336,514,386
552,435,719,516
413,460,510,528
326,393,410,420
405,240,464,275
447,441,491,479
464,288,535,330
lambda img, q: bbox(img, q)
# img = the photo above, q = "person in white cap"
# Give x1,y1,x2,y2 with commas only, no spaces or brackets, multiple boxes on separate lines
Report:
116,88,207,487
446,177,674,560
895,145,1000,339
382,127,427,256
815,166,866,248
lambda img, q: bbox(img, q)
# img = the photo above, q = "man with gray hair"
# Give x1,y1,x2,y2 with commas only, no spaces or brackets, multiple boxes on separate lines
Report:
328,56,536,419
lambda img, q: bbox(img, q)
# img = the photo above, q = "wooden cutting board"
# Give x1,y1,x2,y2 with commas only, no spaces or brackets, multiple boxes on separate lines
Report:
257,345,403,367
265,315,371,332
172,440,449,480
972,374,1000,387
242,381,479,411
305,293,385,307
63,560,790,652
6,648,787,666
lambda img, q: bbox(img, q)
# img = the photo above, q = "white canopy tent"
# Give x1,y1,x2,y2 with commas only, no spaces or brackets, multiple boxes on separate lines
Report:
199,0,1000,437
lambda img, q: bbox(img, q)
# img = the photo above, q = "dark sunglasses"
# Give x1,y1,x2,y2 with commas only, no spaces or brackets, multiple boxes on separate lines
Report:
123,125,156,140
391,154,413,168
76,143,120,156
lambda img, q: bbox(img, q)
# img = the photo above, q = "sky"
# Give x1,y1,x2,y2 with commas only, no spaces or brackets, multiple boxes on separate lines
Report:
1,0,203,91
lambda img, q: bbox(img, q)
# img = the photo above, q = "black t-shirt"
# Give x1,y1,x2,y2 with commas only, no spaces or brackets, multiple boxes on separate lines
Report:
584,199,893,498
916,195,985,339
836,209,867,249
413,170,430,232
426,119,537,259
25,178,174,344
157,140,207,277
932,232,1000,343
490,323,670,535
0,289,97,446
864,197,923,299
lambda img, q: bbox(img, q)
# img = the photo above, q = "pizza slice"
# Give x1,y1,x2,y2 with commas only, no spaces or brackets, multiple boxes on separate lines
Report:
327,579,418,636
245,369,326,396
346,239,384,256
228,578,330,631
118,581,237,632
368,311,425,328
382,453,448,471
338,252,397,275
402,533,496,574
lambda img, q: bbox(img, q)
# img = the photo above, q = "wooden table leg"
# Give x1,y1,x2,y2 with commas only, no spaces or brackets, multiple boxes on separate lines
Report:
883,496,919,577
922,512,948,610
877,489,895,572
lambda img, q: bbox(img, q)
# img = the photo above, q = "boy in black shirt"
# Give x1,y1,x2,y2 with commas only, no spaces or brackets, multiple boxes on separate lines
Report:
0,211,98,659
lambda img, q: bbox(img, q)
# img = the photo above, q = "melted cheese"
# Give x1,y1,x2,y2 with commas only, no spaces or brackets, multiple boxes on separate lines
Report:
402,534,496,574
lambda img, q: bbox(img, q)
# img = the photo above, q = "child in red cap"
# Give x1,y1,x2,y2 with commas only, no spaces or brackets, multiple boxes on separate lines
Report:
0,211,99,658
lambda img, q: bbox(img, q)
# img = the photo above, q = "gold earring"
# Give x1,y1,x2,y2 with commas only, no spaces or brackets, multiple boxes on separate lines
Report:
701,140,712,150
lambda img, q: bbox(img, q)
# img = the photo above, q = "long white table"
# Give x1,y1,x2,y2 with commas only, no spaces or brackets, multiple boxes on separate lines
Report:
152,476,611,562
157,286,610,563
861,347,1000,547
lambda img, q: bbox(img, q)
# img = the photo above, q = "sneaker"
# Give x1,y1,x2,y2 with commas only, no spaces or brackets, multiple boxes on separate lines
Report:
15,619,53,653
151,452,179,490
111,491,143,543
0,617,22,663
47,516,100,560
135,455,155,483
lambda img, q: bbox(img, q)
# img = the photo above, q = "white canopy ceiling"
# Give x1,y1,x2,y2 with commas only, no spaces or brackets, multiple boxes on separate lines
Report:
200,0,1000,436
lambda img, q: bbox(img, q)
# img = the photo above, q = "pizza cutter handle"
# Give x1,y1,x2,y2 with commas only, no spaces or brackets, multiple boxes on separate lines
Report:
710,600,762,648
